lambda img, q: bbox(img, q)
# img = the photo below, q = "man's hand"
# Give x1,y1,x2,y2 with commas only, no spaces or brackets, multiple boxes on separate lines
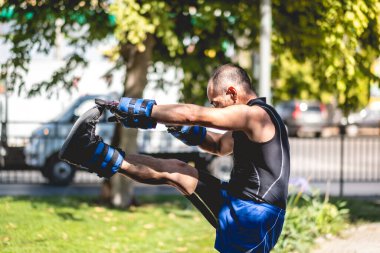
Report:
167,125,207,146
95,97,157,129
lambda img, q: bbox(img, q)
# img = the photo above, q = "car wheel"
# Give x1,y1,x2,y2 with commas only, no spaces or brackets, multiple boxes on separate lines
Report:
45,155,76,186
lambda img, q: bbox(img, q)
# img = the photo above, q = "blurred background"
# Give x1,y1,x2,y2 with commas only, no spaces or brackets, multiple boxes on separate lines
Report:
0,1,380,253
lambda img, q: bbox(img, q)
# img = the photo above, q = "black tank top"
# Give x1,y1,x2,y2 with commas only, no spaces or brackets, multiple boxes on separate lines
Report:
227,97,290,210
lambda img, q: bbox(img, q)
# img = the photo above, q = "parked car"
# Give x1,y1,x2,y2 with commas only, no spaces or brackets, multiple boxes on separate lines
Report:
346,102,380,136
275,100,328,137
24,94,117,185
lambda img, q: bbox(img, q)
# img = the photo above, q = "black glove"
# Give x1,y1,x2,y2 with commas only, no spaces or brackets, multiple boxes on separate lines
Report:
167,125,207,146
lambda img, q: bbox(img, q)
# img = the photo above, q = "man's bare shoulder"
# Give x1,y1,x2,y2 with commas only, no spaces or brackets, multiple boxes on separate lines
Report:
245,105,276,143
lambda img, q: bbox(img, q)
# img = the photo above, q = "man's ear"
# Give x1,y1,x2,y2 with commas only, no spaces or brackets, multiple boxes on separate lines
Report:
226,86,237,102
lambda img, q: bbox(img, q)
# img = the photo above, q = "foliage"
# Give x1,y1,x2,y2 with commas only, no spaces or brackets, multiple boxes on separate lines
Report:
330,197,380,223
108,0,261,104
272,0,380,115
110,0,183,57
0,0,114,95
1,0,380,113
273,192,349,253
0,0,260,103
272,51,324,104
158,1,260,104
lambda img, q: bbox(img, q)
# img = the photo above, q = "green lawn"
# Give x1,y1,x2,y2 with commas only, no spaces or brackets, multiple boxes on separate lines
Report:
0,195,215,253
1,195,379,253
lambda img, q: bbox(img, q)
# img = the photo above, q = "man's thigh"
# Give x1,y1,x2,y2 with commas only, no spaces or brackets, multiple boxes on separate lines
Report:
186,170,224,229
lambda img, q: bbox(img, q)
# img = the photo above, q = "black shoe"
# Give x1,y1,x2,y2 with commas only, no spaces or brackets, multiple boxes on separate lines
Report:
59,105,125,178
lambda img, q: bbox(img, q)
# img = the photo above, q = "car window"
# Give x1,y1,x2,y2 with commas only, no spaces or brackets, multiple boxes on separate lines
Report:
71,99,106,123
74,100,96,116
306,105,321,112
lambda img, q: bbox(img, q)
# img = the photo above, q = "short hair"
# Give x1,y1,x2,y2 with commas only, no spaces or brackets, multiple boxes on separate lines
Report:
209,63,255,93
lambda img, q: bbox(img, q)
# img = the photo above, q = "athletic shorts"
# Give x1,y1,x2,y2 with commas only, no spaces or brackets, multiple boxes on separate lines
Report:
186,170,285,253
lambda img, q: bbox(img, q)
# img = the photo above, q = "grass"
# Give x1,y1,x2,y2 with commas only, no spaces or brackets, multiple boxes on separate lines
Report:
1,195,379,253
0,195,215,253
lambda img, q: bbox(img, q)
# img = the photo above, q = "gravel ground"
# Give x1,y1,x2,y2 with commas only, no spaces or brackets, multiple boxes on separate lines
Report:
311,223,380,253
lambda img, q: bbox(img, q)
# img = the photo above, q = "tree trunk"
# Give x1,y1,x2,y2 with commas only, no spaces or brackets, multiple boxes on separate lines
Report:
101,35,155,208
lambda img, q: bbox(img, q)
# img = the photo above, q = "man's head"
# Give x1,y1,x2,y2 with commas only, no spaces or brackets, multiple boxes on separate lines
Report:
207,64,257,108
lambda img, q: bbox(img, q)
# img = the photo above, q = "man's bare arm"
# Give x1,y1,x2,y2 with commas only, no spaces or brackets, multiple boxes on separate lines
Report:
199,131,233,156
152,104,251,131
152,103,275,143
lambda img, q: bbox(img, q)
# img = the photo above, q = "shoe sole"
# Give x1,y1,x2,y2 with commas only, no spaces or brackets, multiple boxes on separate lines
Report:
59,106,103,168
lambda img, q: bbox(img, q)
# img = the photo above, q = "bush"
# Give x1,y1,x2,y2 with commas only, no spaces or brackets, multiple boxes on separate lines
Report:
272,191,349,253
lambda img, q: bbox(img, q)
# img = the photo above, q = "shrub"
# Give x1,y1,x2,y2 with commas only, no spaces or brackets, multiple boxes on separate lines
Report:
272,191,349,253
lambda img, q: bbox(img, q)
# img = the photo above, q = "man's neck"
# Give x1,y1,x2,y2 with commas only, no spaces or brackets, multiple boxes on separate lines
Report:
241,93,258,104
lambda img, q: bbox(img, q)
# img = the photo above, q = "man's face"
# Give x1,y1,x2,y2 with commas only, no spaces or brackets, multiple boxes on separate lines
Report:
207,82,235,108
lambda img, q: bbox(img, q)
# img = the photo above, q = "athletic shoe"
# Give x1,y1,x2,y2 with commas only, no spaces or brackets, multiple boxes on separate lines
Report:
59,105,124,178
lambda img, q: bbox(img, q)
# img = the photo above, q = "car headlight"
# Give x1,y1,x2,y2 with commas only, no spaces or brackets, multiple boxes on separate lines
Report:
31,127,51,138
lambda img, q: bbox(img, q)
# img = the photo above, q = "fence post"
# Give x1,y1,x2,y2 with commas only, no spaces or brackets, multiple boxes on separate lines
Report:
0,121,6,146
339,124,346,197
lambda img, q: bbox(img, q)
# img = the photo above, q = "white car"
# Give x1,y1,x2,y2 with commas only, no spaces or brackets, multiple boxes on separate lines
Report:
24,94,116,185
346,101,380,136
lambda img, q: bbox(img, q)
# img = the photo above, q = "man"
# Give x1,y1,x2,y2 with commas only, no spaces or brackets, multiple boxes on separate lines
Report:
59,64,290,253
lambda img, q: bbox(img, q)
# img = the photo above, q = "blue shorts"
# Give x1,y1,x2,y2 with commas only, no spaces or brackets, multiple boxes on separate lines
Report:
215,189,285,253
186,171,285,253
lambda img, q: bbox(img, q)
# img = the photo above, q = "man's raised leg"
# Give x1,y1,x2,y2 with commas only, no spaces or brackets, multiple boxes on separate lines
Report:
119,154,199,196
119,154,223,229
59,105,199,195
59,105,221,228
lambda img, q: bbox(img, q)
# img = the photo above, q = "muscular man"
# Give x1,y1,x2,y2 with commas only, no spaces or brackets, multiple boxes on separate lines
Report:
59,64,290,253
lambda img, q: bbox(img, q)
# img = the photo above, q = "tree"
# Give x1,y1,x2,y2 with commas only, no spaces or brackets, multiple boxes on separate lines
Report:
102,0,262,206
272,0,380,116
2,0,379,110
0,0,260,207
1,0,380,205
0,0,115,95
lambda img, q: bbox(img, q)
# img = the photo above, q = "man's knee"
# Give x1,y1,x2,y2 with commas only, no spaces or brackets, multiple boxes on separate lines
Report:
160,159,198,195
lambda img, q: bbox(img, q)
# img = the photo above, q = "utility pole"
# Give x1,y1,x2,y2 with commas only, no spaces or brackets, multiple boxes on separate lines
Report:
259,0,272,104
3,81,8,146
0,80,8,149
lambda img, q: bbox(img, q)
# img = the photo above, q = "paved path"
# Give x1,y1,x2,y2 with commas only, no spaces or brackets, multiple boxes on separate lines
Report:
0,183,178,196
311,223,380,253
1,181,379,197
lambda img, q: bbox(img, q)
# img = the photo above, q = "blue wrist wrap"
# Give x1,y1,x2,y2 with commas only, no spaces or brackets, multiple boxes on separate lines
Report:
87,142,125,178
169,125,207,146
118,97,157,129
